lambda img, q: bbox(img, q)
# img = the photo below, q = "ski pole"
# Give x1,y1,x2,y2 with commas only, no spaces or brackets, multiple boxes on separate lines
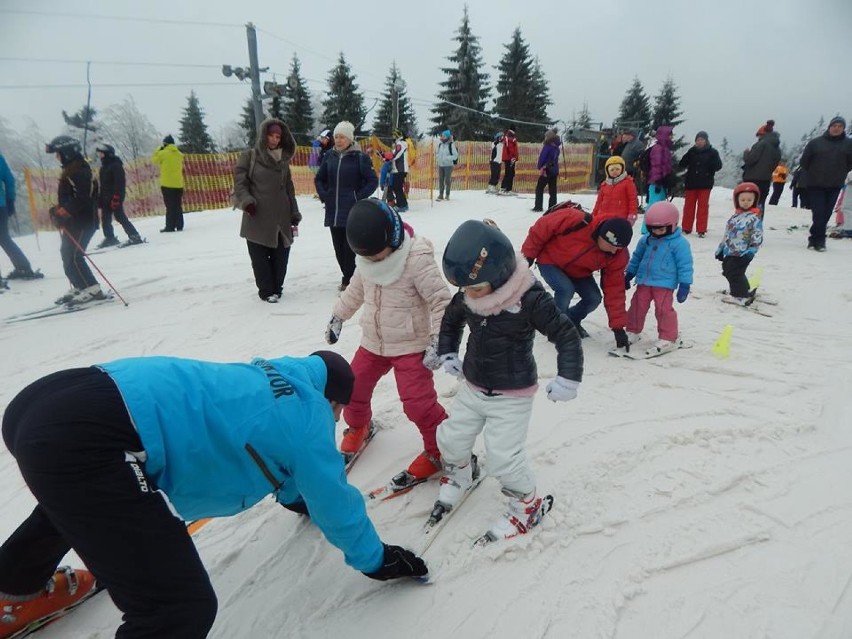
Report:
61,227,129,307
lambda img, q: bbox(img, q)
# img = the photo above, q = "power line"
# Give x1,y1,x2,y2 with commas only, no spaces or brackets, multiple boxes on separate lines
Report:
0,82,245,90
0,9,241,28
0,56,223,69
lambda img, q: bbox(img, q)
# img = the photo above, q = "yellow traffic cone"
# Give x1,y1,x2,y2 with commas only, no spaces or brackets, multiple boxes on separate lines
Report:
748,266,764,290
712,324,734,359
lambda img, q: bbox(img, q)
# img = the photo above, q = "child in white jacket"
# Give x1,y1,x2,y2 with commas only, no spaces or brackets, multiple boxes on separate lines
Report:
325,198,451,481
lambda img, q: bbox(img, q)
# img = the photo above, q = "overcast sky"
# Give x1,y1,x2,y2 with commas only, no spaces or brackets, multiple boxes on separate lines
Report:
1,0,850,153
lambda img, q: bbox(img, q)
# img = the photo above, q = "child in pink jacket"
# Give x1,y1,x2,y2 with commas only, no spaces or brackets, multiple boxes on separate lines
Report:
325,198,451,481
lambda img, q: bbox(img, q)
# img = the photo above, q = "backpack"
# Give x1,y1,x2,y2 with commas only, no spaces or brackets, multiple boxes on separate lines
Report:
542,201,591,234
229,149,257,209
448,142,458,165
637,146,652,177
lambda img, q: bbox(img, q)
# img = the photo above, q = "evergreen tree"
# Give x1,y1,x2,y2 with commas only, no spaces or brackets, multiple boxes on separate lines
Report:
282,54,314,145
576,102,593,129
493,28,551,142
61,105,98,154
617,77,652,134
430,5,492,140
373,62,419,141
651,77,686,152
716,137,740,189
178,91,216,153
788,116,825,166
321,53,367,136
239,98,257,148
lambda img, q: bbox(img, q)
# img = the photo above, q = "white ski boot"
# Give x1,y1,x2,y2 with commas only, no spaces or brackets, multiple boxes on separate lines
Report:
486,489,545,541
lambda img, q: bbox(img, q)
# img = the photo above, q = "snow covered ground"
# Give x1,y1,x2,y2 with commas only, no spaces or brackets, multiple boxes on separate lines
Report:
1,187,851,639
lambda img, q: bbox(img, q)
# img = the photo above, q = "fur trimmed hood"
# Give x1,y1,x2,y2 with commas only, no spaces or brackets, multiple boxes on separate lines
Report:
462,253,536,317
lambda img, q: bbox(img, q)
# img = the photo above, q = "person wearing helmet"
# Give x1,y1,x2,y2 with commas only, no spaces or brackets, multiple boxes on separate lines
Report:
624,201,694,356
486,132,504,194
590,155,639,224
94,144,143,249
45,135,105,306
522,201,634,349
0,351,426,638
324,198,451,483
435,129,459,201
714,182,764,303
499,129,519,194
434,219,583,542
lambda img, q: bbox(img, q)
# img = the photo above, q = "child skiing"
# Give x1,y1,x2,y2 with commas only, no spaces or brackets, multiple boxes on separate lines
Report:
432,219,584,543
486,132,504,194
715,182,764,303
325,198,451,485
624,201,694,356
591,156,639,224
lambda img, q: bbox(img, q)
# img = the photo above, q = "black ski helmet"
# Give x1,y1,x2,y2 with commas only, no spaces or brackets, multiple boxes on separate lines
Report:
45,135,82,164
346,198,404,257
442,219,516,289
594,217,633,248
95,143,115,156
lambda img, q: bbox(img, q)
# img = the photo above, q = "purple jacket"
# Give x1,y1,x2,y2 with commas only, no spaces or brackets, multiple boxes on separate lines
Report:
648,125,673,185
537,142,561,177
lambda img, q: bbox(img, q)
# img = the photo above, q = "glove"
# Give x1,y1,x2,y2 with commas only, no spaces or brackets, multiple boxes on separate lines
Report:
363,544,428,581
525,255,535,267
715,247,724,262
49,206,71,227
280,500,309,516
244,202,256,216
545,376,580,402
422,335,442,370
440,353,464,379
325,315,343,345
676,283,690,304
7,201,15,216
510,158,517,166
613,328,630,351
624,272,635,290
110,194,121,211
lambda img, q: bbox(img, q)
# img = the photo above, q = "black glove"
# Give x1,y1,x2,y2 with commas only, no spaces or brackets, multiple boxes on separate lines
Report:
280,500,309,516
715,248,724,262
613,328,630,352
526,256,535,267
624,272,634,290
363,544,428,581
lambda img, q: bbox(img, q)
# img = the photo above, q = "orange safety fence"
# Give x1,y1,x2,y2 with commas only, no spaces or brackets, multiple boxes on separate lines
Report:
24,140,594,230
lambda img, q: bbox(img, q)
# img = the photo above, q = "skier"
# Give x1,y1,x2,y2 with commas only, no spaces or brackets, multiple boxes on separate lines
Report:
46,136,106,306
0,351,426,639
0,150,42,280
768,160,788,206
532,128,561,212
433,219,583,541
94,144,143,249
591,156,639,224
624,201,694,356
500,129,519,194
486,132,504,194
714,182,764,303
325,198,451,482
435,129,459,201
389,129,410,212
521,203,634,350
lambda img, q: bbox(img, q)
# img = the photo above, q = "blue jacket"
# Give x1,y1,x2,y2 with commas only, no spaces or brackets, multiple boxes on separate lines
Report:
314,145,378,228
627,228,694,289
0,153,15,215
97,354,384,573
717,209,763,258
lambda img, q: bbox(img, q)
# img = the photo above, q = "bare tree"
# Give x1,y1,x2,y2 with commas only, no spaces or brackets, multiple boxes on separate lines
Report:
215,122,246,152
96,95,160,162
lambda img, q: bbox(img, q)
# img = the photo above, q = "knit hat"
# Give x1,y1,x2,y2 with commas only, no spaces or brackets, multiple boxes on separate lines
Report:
756,120,775,136
163,134,175,145
318,129,331,139
596,217,633,248
267,123,283,135
311,350,355,404
333,121,355,141
829,116,847,129
695,131,709,142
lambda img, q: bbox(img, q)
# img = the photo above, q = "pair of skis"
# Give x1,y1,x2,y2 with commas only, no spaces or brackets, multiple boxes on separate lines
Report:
4,294,117,324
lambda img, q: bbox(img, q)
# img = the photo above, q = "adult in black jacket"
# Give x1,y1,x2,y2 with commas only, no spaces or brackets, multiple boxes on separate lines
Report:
678,131,723,235
742,120,781,207
800,116,852,250
314,121,378,290
45,136,105,305
95,144,142,248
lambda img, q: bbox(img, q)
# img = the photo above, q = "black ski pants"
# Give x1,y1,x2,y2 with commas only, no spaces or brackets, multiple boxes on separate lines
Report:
247,236,290,299
808,187,842,249
101,203,140,240
752,179,771,209
722,255,753,298
501,161,516,192
329,226,356,287
0,368,217,638
488,162,501,187
390,172,408,209
161,187,184,231
534,174,557,211
60,224,97,289
768,182,785,206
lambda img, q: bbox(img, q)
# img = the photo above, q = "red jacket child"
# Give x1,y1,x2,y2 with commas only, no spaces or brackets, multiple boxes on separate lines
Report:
592,156,638,224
